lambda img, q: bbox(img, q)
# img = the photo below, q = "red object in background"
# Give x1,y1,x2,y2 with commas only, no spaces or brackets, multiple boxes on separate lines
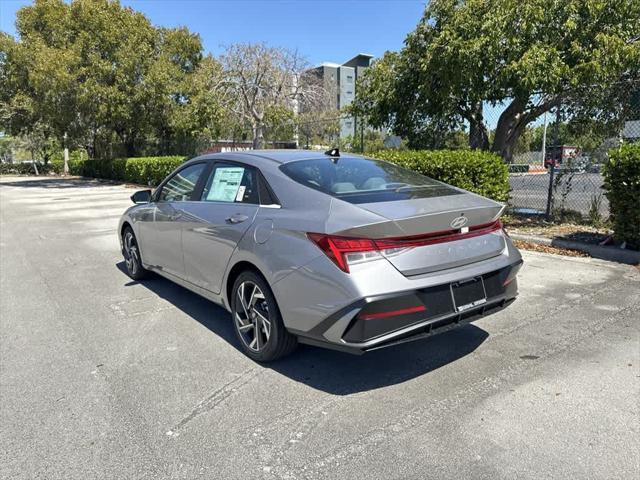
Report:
544,145,580,169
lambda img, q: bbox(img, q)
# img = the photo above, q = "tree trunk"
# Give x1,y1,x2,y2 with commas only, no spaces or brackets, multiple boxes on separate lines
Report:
492,113,531,163
467,102,490,150
124,136,137,157
469,121,490,150
491,97,530,163
252,122,264,149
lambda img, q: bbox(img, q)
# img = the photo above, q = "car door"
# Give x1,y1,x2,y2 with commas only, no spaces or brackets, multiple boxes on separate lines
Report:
180,161,262,294
138,161,209,278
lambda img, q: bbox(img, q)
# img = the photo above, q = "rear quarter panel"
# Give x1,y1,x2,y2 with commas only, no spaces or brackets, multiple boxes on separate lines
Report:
221,206,327,310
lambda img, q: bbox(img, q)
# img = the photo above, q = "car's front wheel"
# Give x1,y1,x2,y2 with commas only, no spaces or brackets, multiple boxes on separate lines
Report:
122,226,148,281
231,271,297,362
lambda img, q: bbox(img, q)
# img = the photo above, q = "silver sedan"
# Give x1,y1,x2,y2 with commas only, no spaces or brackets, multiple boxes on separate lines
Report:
119,150,522,361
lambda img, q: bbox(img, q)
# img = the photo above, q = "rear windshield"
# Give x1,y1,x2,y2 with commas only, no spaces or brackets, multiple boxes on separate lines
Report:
280,156,462,204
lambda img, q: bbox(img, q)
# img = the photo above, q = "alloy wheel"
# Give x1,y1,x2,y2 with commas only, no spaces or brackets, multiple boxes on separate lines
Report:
124,231,140,276
235,281,272,352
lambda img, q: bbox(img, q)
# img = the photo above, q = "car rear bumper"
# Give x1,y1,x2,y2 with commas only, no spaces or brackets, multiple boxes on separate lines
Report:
292,260,522,354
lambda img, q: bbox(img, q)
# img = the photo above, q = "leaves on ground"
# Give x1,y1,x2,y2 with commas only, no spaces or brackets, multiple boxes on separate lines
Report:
512,239,589,258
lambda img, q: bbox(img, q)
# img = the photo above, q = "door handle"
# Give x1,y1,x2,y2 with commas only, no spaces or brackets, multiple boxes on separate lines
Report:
226,214,249,224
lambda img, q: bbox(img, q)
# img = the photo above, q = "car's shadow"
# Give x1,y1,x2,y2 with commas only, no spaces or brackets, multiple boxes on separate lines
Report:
117,262,489,395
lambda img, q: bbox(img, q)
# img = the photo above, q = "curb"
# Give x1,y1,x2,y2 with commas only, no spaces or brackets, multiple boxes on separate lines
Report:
511,233,640,265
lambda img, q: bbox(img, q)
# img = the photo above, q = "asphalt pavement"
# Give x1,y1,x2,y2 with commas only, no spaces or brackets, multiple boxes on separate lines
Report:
1,176,638,480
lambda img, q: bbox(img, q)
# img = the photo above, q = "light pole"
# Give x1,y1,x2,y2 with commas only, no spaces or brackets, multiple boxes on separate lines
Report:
545,107,561,220
63,132,69,176
541,111,548,167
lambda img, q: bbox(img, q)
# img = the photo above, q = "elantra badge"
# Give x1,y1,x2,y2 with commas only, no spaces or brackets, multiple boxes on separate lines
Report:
450,215,468,229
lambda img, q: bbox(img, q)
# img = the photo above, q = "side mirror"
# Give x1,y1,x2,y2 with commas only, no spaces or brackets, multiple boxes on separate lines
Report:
131,189,152,204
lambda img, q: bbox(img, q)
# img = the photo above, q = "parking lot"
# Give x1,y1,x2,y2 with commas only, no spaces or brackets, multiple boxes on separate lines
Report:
1,175,639,480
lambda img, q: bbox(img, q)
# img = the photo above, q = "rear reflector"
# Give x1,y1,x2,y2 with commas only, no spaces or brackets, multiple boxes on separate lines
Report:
307,220,502,273
358,305,426,321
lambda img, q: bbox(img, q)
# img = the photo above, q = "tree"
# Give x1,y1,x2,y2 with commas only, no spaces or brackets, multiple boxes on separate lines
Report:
0,135,16,163
221,43,326,149
163,54,228,155
297,110,340,148
0,0,226,159
352,0,640,161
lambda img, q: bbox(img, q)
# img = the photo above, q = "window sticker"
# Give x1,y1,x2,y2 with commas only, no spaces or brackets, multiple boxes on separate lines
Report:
206,167,245,202
235,185,246,202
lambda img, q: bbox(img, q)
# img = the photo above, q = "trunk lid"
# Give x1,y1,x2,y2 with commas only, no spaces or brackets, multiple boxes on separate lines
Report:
327,193,506,276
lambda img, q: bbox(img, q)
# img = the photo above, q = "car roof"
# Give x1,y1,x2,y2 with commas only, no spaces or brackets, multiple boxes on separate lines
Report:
197,149,363,165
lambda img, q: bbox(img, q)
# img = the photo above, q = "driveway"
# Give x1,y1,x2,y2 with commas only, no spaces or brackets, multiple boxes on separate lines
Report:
1,176,638,480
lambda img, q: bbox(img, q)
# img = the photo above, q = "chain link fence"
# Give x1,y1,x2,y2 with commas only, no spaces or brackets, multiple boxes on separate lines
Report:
507,96,639,223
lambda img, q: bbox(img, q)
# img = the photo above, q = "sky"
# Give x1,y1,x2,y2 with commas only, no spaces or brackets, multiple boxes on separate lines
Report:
0,0,427,66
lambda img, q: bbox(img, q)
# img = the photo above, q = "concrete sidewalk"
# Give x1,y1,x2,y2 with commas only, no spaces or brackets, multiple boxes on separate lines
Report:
1,176,639,480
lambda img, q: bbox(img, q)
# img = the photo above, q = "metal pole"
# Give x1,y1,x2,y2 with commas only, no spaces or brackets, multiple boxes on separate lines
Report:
541,111,548,167
545,107,561,220
63,132,69,176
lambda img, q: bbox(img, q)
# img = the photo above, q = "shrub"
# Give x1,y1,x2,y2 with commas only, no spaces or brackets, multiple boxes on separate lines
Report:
370,149,509,202
508,164,530,173
48,156,184,185
603,144,640,249
80,158,128,180
1,156,185,185
124,156,185,185
49,159,90,175
0,162,62,175
588,193,604,228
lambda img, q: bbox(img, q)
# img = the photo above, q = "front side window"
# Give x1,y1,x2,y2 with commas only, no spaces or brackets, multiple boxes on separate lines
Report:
158,163,207,202
280,157,462,204
201,163,259,204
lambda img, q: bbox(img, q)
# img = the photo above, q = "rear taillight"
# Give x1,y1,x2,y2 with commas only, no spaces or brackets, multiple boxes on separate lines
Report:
306,233,379,273
307,220,503,273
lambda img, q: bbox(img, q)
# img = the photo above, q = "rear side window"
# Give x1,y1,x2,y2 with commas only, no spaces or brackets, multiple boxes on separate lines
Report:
201,163,259,204
158,163,207,202
280,157,461,204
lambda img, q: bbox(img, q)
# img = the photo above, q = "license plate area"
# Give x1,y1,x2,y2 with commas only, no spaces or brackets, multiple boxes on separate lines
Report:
451,276,487,312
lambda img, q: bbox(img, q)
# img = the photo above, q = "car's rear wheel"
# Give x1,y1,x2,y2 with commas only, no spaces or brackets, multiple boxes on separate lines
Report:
122,226,148,280
231,271,297,362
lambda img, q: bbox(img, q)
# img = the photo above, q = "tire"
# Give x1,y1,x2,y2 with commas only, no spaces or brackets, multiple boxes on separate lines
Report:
122,226,148,281
231,270,297,362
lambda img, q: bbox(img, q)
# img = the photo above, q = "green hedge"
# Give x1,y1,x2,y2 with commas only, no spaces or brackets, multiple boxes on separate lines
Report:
2,156,186,186
0,162,63,175
74,156,185,185
123,156,186,185
603,144,640,249
370,149,509,202
508,164,530,173
50,160,84,175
